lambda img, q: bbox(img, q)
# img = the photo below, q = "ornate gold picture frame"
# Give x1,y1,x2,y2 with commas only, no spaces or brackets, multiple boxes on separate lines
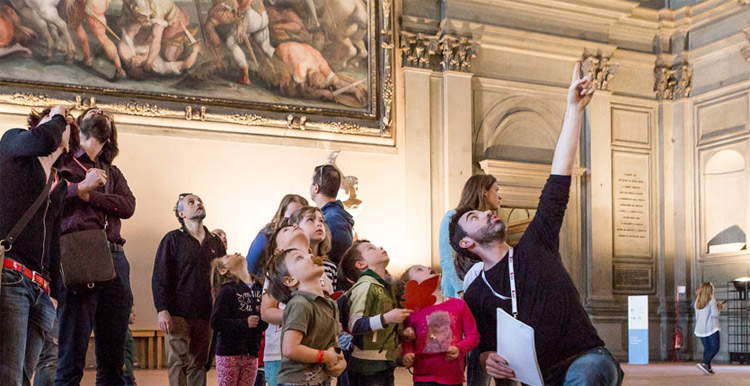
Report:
0,0,394,142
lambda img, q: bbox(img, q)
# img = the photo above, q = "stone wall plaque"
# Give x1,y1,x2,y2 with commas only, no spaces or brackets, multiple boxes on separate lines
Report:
612,151,652,259
614,264,653,292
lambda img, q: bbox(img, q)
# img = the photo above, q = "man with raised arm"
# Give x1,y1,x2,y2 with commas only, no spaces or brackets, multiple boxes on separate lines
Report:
449,62,623,386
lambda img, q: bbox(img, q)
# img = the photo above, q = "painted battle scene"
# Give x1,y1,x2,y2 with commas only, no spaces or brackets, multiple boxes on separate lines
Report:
0,0,371,111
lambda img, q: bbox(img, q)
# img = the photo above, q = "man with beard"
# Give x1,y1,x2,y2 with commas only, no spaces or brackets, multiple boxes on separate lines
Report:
449,62,623,386
152,193,227,386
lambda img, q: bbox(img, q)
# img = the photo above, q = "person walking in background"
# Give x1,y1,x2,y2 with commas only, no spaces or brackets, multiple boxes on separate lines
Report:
694,282,724,375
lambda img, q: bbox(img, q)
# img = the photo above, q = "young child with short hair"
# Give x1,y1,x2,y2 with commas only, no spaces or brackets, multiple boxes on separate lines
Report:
266,248,346,386
341,240,413,386
398,264,479,386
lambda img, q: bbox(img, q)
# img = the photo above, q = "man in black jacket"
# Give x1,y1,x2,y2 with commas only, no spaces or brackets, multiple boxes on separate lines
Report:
450,63,622,386
152,193,226,386
0,105,71,385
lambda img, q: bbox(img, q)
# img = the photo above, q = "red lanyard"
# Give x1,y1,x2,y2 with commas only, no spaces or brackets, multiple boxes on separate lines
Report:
50,170,60,192
73,157,89,172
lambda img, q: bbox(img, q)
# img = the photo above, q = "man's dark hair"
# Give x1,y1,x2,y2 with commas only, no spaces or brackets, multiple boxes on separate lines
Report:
312,164,341,198
265,248,297,303
448,206,482,279
77,108,119,165
174,193,193,227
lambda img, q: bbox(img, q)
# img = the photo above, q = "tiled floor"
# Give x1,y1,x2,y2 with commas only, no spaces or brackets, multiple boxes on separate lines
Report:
81,362,750,385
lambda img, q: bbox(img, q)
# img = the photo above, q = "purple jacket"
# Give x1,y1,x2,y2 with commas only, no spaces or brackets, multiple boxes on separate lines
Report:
59,149,135,245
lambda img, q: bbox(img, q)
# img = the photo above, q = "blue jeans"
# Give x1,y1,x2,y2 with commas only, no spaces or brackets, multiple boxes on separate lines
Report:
0,268,57,386
34,315,59,386
700,331,720,367
265,360,281,386
563,347,623,386
54,251,133,386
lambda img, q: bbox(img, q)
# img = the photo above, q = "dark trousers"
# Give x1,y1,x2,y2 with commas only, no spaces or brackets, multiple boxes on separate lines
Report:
348,368,395,386
415,383,461,386
166,317,212,386
54,251,133,386
700,331,721,367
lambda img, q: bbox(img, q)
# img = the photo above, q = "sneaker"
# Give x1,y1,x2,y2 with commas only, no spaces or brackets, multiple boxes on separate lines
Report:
708,367,715,375
696,363,711,375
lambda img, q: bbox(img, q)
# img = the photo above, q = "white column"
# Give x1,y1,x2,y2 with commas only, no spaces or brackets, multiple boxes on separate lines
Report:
441,71,474,210
403,67,434,268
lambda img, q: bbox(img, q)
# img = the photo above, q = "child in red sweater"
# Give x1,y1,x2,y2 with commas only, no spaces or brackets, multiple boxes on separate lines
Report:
399,265,480,386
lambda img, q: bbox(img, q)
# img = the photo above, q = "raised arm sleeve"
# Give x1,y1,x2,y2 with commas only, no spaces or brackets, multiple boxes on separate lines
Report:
0,115,66,159
521,175,572,254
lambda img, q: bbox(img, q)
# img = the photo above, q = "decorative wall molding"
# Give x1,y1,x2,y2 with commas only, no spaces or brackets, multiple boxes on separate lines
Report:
654,63,692,100
582,49,619,91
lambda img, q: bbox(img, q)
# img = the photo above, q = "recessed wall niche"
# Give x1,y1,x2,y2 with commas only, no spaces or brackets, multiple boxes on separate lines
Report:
702,148,747,254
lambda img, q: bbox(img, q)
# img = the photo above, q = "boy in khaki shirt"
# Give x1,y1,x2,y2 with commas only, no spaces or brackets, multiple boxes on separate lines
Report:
267,248,346,385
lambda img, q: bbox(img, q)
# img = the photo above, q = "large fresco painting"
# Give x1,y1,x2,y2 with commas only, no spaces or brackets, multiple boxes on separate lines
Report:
0,0,394,137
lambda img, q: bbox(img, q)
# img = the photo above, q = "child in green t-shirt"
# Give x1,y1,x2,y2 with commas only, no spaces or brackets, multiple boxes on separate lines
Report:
266,248,346,385
340,240,413,386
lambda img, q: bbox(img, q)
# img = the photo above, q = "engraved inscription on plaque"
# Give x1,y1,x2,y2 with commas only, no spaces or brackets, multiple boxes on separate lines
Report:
612,151,651,259
613,265,653,291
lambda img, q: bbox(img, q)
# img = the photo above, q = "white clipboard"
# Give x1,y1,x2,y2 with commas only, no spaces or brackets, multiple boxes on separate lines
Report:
496,308,544,386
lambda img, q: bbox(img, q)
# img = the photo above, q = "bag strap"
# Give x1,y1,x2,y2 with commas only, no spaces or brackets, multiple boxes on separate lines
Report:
1,172,55,250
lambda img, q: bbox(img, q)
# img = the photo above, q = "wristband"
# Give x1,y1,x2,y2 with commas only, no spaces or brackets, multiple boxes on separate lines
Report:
316,349,325,363
380,313,386,326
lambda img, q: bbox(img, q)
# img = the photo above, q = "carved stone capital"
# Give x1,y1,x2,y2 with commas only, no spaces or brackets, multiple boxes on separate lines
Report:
438,33,477,72
582,50,619,91
400,29,477,72
653,63,692,100
673,64,692,99
399,31,439,69
654,65,675,100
